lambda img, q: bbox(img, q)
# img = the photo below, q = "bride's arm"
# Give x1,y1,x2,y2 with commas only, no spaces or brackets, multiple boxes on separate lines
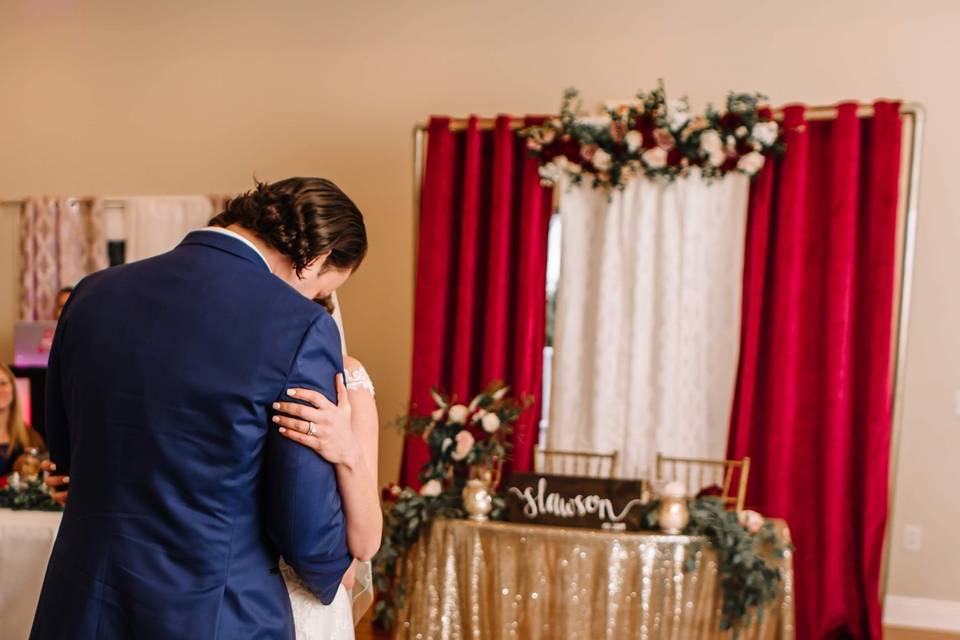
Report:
336,356,381,561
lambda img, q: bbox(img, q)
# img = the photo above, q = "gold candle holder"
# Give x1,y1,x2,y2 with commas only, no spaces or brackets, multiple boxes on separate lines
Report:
462,478,493,522
657,481,690,534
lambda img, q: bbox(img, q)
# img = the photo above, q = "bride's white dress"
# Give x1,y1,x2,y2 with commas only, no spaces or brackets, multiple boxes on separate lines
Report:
281,360,376,640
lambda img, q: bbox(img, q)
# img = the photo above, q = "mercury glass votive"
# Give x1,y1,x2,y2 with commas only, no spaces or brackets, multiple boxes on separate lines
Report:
462,478,493,521
658,481,690,534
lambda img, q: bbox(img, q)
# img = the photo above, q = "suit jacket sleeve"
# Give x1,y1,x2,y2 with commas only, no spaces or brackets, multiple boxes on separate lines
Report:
264,312,353,604
45,290,76,474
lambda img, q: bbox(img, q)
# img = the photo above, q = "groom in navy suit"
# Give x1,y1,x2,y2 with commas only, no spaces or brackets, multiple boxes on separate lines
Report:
30,178,367,639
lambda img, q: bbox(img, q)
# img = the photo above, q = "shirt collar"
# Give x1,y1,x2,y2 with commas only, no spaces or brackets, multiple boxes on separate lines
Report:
197,227,272,272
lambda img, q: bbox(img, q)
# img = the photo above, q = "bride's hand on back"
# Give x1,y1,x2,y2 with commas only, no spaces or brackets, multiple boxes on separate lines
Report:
272,374,360,467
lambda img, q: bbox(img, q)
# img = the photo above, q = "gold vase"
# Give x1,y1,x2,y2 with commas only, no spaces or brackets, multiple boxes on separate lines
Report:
462,478,493,522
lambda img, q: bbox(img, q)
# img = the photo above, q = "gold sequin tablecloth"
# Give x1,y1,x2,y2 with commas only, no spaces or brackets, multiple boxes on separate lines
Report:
395,518,794,640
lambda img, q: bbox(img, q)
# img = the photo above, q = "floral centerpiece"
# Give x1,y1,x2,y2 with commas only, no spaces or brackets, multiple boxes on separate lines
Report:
372,382,528,629
522,84,784,191
0,472,62,511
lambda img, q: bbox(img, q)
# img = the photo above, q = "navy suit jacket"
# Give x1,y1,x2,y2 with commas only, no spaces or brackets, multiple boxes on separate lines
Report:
30,230,353,640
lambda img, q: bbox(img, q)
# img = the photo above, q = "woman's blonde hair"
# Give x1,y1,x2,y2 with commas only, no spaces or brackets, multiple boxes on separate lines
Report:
1,364,31,452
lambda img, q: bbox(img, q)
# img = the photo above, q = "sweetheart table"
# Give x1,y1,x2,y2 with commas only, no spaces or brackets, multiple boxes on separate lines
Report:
394,518,795,639
0,508,61,640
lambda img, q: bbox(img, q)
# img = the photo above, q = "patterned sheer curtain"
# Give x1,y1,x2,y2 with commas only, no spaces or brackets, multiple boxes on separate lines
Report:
18,197,108,320
547,172,749,478
121,196,219,263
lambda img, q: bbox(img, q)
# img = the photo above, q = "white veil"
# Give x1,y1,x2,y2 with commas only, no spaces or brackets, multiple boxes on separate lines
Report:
329,292,375,626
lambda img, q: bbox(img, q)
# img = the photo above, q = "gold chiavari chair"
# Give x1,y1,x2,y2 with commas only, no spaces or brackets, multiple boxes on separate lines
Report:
533,446,619,479
655,453,751,512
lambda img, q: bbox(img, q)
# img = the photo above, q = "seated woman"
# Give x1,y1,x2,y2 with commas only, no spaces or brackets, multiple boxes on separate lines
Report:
0,363,46,477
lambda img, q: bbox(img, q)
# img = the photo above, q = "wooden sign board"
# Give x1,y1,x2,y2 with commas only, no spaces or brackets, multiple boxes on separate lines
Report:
505,473,650,531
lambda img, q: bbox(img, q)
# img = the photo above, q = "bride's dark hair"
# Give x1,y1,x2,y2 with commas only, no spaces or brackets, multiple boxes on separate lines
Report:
314,295,335,315
209,177,367,276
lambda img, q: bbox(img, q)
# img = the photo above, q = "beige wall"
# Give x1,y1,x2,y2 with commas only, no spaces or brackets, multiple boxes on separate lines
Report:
1,0,958,606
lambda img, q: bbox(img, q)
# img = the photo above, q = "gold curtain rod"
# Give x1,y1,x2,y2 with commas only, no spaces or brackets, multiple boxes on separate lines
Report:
417,102,921,132
2,197,139,208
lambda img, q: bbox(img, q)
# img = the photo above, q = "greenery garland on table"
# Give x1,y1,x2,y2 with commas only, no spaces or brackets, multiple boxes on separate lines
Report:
0,477,63,511
521,84,785,191
640,496,791,633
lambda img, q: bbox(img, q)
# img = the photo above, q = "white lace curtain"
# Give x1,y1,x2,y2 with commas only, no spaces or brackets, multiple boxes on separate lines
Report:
546,172,749,478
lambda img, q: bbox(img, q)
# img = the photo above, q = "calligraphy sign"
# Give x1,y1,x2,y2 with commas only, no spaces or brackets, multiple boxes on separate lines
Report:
505,473,650,531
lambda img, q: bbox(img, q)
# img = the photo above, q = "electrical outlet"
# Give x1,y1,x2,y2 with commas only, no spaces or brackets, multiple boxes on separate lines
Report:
904,525,923,552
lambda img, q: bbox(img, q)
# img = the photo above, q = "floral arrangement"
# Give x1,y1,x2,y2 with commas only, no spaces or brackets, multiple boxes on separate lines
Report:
0,473,62,511
522,84,784,191
372,382,528,629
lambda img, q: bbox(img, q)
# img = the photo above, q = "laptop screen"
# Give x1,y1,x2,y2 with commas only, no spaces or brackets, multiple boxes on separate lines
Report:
13,321,57,368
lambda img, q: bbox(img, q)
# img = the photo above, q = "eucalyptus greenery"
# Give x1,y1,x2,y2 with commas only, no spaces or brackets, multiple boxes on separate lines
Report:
643,496,791,633
0,477,62,511
372,489,466,629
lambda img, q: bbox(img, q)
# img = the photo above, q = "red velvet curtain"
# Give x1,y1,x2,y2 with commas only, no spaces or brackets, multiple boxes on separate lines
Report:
400,115,554,487
728,102,903,639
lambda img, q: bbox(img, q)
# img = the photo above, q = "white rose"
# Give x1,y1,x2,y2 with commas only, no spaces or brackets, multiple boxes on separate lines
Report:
667,99,690,131
737,151,766,175
642,146,668,169
699,130,726,167
725,135,736,149
553,155,569,170
624,130,643,153
738,509,765,534
481,412,501,434
700,129,722,154
448,404,469,424
419,479,443,497
591,149,613,171
735,125,748,137
451,430,475,461
751,121,779,147
538,162,562,185
662,481,687,498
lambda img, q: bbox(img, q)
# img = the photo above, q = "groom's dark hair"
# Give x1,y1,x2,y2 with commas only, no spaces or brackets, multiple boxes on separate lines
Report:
210,177,367,275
